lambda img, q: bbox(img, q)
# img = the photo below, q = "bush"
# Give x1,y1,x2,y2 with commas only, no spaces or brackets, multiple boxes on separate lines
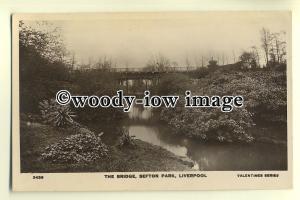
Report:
189,69,286,125
207,59,218,69
207,69,287,125
161,107,254,143
39,99,76,127
159,68,286,142
41,133,108,164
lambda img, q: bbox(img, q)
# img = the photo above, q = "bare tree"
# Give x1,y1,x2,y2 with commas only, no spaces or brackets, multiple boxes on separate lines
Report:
144,54,171,72
251,46,260,67
222,53,225,65
95,56,113,70
185,56,191,70
70,52,76,70
193,56,205,68
260,28,272,67
271,31,287,64
232,50,236,63
171,61,179,68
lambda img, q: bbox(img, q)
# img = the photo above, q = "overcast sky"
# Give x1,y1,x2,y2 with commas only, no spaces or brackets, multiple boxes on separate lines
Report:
25,12,290,68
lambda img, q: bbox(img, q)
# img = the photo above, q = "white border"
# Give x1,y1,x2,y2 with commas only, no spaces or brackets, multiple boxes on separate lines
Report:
0,0,299,199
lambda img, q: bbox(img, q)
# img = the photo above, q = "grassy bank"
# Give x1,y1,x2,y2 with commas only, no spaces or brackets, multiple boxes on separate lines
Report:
20,120,192,173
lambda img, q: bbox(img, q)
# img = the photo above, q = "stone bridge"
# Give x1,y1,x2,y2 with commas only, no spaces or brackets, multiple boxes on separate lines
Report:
74,66,202,93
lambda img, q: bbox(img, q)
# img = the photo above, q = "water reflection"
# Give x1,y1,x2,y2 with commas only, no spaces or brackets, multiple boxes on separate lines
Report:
128,106,153,120
124,105,287,171
128,125,188,158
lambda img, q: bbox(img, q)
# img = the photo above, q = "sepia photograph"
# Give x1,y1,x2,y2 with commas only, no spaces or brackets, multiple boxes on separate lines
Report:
12,12,292,191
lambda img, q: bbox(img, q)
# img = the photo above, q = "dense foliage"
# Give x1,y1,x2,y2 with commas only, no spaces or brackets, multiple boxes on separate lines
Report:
41,132,108,164
19,21,72,113
201,68,287,125
161,107,254,142
159,67,286,142
152,73,191,95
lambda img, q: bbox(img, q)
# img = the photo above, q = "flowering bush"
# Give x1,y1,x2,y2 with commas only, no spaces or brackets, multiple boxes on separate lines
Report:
39,99,76,127
159,68,286,142
204,70,287,124
41,133,108,164
161,107,254,142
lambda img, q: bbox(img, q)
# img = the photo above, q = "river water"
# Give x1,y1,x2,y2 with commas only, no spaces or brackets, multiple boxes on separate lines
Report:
90,105,287,171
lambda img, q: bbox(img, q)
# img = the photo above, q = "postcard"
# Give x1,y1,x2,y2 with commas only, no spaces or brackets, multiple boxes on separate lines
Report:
12,12,292,191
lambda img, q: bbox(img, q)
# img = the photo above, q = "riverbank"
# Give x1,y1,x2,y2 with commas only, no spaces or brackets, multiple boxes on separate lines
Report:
20,120,193,173
158,68,287,144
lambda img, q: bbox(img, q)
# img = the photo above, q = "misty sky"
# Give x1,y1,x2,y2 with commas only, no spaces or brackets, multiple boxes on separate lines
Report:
25,12,290,68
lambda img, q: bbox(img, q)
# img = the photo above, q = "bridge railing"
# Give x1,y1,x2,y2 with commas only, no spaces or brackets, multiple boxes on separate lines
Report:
74,66,200,73
110,66,199,73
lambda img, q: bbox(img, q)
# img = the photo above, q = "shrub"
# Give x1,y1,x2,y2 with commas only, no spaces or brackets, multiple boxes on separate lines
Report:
159,68,286,142
161,107,254,143
207,59,218,69
41,133,108,164
39,99,76,127
205,69,287,125
118,128,136,147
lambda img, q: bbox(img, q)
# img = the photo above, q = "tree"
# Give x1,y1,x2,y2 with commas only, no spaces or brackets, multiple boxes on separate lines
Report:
260,28,272,67
19,21,70,113
260,28,287,67
239,51,258,69
94,56,113,70
19,21,68,63
240,52,252,63
271,31,287,65
251,46,260,68
207,58,218,69
144,54,171,72
185,56,191,70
